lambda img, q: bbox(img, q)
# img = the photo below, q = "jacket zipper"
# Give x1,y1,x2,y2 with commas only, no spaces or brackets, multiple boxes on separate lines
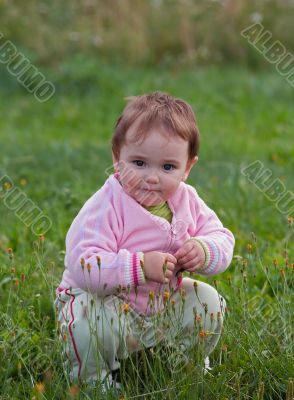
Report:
166,199,177,251
170,225,176,238
167,218,178,248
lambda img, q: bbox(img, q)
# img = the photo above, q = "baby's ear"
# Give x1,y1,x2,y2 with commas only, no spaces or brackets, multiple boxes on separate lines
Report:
182,156,198,181
112,151,119,171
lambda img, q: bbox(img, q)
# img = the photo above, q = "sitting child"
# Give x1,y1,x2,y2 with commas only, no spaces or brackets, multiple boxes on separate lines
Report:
55,91,235,390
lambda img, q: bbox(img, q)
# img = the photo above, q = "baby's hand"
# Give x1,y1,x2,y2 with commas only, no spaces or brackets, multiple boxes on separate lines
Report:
144,251,177,284
174,240,206,273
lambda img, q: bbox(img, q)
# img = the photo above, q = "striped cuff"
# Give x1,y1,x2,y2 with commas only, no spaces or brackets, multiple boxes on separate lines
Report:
125,252,146,287
188,237,220,275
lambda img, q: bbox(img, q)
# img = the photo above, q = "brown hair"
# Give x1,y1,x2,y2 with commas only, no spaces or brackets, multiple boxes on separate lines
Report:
111,92,200,161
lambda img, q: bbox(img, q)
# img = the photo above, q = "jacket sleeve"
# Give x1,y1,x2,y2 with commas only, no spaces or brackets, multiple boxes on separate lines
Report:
187,185,235,276
64,187,145,295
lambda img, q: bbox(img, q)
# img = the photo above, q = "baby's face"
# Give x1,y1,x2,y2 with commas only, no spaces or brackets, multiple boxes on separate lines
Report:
113,123,198,206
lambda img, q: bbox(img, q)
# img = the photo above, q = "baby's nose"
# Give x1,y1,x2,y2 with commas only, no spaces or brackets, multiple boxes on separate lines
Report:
145,171,159,184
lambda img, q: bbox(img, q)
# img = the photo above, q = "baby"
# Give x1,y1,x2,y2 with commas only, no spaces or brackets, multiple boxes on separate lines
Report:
55,92,235,389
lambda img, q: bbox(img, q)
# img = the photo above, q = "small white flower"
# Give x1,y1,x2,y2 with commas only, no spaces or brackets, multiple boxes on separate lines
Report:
250,12,263,23
68,32,80,42
92,36,103,47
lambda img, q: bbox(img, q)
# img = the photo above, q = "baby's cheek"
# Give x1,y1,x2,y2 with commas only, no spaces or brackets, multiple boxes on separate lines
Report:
122,169,138,190
128,169,142,188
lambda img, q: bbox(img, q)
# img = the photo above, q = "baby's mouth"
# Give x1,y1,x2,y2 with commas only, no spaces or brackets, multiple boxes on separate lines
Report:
135,188,162,202
141,190,161,198
141,188,160,192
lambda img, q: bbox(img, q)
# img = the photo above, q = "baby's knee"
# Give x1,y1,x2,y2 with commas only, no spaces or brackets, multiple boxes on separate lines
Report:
189,279,227,319
208,285,226,321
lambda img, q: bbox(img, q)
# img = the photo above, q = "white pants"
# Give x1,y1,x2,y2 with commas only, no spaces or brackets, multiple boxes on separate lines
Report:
55,277,226,383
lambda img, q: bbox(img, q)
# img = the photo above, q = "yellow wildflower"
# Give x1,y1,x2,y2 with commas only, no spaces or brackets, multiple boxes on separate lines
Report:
121,303,129,313
149,290,155,301
35,382,45,393
69,384,80,398
20,178,27,186
210,312,214,323
163,291,170,302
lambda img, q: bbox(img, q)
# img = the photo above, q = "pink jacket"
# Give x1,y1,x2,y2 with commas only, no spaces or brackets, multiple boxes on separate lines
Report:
58,172,235,314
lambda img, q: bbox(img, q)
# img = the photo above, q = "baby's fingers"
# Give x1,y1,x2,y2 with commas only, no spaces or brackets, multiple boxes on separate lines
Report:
165,253,177,265
164,269,173,283
162,258,175,274
177,248,197,265
183,257,200,270
162,262,175,283
175,242,195,261
186,258,204,272
163,263,174,277
167,262,175,272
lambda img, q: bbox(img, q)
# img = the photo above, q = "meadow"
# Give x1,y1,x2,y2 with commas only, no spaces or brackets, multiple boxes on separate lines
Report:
0,62,293,399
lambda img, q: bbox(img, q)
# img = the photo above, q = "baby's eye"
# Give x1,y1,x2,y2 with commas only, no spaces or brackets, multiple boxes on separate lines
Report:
132,160,145,167
163,164,175,171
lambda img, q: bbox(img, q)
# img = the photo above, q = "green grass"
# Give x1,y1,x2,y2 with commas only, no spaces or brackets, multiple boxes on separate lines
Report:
0,62,293,399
